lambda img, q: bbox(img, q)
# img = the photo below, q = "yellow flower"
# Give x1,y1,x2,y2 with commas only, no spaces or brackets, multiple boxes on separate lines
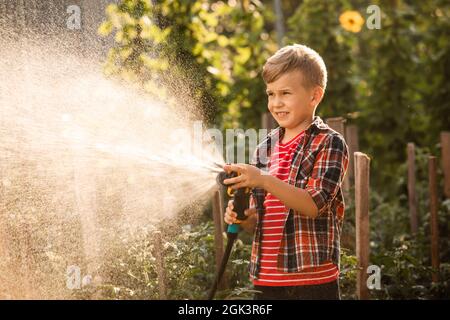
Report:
339,10,365,33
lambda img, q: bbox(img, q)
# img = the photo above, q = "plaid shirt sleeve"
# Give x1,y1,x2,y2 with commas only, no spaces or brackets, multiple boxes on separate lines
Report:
305,134,349,216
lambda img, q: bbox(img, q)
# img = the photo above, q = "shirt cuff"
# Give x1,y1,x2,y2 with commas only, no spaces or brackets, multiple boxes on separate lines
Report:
305,187,330,216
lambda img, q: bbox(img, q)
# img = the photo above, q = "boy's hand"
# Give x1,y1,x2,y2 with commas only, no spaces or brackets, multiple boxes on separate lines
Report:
224,200,256,225
222,164,265,189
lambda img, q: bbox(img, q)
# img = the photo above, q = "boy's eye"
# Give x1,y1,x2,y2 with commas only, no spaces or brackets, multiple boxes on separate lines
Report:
267,93,273,96
283,92,291,95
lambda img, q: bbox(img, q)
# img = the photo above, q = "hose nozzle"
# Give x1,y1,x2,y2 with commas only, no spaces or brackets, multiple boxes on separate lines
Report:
215,165,250,226
216,170,238,187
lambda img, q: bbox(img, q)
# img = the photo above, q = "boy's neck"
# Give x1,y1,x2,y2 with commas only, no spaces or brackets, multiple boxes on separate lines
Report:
282,116,314,143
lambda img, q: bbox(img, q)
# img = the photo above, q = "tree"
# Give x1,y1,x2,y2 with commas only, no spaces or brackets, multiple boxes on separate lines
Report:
98,0,276,128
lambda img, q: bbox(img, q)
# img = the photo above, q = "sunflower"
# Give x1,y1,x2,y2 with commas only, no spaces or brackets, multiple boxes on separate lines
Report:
339,10,365,33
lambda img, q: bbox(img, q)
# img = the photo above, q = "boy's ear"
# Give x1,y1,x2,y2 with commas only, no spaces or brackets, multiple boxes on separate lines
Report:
310,86,324,107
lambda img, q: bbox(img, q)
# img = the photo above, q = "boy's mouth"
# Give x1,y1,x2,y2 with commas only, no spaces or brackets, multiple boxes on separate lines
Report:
275,112,289,118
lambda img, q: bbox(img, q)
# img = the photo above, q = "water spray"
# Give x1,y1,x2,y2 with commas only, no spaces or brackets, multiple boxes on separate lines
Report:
0,35,224,298
207,163,251,300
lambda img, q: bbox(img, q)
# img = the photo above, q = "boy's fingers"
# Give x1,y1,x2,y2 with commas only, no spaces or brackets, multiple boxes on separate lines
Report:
226,210,236,218
225,207,236,218
244,207,256,216
223,175,244,185
230,182,246,190
224,213,236,225
223,164,244,174
225,205,242,223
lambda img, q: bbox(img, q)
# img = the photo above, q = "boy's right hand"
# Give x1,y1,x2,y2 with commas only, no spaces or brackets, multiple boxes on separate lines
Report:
224,200,256,225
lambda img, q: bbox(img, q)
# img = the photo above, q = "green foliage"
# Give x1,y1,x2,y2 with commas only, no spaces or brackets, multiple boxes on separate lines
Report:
74,221,253,300
370,238,450,299
99,0,276,126
352,1,446,192
336,144,450,299
339,248,358,300
283,0,450,195
356,152,450,299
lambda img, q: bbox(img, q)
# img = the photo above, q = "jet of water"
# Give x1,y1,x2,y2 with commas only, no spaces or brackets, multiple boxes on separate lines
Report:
0,32,224,299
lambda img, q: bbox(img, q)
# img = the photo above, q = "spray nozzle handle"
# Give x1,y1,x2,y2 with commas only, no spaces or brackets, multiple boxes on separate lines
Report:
216,168,250,223
231,187,250,222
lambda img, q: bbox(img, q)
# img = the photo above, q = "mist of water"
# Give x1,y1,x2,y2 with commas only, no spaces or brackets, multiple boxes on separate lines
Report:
0,28,224,298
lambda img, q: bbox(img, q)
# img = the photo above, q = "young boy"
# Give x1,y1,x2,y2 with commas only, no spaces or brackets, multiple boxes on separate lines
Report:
223,44,349,300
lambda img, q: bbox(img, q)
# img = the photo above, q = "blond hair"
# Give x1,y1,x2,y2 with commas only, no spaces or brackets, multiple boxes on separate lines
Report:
262,44,327,90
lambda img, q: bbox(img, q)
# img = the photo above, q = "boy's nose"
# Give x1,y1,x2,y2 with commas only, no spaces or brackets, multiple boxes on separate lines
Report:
272,97,284,108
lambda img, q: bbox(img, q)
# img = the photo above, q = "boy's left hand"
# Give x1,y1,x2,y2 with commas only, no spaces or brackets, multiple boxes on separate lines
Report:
222,164,265,189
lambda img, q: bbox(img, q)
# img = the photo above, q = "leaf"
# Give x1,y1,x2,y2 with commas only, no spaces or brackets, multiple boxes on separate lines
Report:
217,35,229,47
98,21,113,36
235,47,251,64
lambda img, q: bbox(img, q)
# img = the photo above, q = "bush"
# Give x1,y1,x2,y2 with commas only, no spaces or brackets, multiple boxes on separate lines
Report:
73,220,253,300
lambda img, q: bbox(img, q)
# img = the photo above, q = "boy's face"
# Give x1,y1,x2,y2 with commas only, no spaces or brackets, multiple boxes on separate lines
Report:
266,70,321,131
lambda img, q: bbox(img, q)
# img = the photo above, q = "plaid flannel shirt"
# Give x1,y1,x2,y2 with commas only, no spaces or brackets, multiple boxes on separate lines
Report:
249,116,349,278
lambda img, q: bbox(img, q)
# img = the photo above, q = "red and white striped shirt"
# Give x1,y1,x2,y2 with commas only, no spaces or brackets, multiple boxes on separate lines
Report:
252,130,339,286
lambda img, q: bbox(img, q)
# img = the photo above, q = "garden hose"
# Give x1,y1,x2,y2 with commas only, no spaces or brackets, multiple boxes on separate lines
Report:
207,169,250,300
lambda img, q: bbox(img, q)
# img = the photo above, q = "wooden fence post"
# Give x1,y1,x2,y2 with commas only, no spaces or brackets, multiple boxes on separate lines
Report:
153,231,167,299
326,117,346,136
326,117,349,195
212,189,227,289
441,132,450,198
345,124,359,183
428,156,440,283
354,152,371,300
407,143,419,235
325,117,345,137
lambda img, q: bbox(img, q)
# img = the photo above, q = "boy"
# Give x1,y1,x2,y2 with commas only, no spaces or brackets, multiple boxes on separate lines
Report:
223,44,349,300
